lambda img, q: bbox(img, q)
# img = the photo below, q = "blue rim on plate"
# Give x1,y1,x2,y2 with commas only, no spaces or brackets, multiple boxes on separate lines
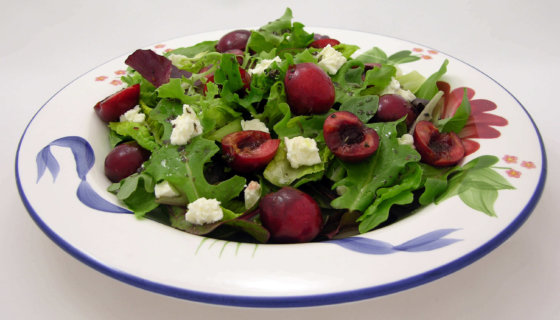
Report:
15,29,547,308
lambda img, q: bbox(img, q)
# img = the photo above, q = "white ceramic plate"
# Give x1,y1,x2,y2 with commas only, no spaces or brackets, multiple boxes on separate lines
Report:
16,28,546,307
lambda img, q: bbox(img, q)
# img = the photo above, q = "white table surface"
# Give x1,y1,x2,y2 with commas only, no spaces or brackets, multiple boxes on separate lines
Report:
3,0,559,318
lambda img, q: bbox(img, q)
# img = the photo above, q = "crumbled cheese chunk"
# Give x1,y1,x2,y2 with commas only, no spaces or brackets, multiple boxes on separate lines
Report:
154,181,180,198
248,56,282,75
381,77,416,101
317,45,346,75
398,133,414,147
284,136,322,169
244,181,261,209
241,118,270,133
119,105,145,123
185,198,223,225
170,104,203,145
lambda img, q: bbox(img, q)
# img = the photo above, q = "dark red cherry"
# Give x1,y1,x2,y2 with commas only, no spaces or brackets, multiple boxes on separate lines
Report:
375,94,418,127
259,187,323,243
284,63,335,115
413,121,465,167
221,131,280,173
94,84,140,122
323,111,379,162
216,30,251,53
104,142,150,182
309,38,340,48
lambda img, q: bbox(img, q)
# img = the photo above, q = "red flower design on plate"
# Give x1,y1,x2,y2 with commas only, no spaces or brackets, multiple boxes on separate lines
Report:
114,70,126,75
110,79,123,86
503,155,518,163
95,76,107,81
506,169,521,178
521,161,536,169
437,81,508,156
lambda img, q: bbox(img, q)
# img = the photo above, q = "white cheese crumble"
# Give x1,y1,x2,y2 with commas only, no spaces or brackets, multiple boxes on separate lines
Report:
284,136,322,169
154,181,180,198
244,181,261,209
397,133,414,147
248,56,282,75
170,104,203,145
119,105,145,123
317,45,346,75
241,118,270,133
185,198,223,225
381,77,416,102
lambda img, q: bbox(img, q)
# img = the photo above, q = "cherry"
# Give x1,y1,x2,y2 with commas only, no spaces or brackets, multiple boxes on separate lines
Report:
374,94,418,127
413,121,465,167
259,187,323,243
221,130,280,173
284,63,335,115
224,49,244,64
309,38,340,49
216,30,251,53
323,111,380,162
104,142,150,182
94,84,140,122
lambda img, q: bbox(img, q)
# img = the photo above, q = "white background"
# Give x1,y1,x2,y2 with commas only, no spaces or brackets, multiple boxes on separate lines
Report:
3,0,559,319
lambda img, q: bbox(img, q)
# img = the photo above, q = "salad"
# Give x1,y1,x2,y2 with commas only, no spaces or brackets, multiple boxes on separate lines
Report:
95,8,513,244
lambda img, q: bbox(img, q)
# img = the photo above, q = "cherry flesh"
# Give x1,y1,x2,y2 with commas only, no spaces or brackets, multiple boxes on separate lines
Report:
216,30,251,53
94,84,140,122
374,94,418,127
221,130,280,173
104,142,150,182
323,111,380,162
284,63,335,115
413,121,465,167
259,187,323,243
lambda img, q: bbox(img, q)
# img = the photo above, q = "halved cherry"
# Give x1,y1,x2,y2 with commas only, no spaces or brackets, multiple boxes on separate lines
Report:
413,120,465,167
323,111,380,162
94,84,140,122
221,130,280,173
309,38,340,49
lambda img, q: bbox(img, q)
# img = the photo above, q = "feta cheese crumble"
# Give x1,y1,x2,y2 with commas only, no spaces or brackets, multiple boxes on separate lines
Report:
380,77,416,102
170,104,203,145
244,181,261,209
317,45,346,75
119,105,145,123
241,118,270,133
154,181,180,198
248,56,282,75
185,198,223,225
284,136,322,169
397,133,414,147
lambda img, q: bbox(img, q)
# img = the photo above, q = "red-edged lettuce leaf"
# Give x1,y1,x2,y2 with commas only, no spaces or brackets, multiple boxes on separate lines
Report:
125,49,192,88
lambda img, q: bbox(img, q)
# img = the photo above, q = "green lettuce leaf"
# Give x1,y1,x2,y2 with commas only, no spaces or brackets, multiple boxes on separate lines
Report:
108,173,159,217
107,122,158,152
168,40,218,58
415,59,449,100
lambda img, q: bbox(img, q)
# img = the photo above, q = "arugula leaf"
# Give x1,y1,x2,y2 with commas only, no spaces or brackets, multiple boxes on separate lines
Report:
331,120,421,213
156,78,197,105
339,95,379,123
273,103,330,139
168,40,218,58
109,173,159,217
354,47,420,65
334,44,360,59
108,122,158,152
437,88,471,133
357,163,423,233
415,59,449,100
148,99,184,142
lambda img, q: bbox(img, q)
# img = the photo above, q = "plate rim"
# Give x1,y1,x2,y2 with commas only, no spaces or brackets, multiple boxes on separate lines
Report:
15,27,548,308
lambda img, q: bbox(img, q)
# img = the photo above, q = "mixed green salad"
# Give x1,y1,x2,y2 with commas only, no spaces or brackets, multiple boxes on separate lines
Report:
97,8,514,244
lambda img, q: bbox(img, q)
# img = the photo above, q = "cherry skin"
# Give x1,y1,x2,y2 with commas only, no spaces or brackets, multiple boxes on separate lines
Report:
104,142,150,182
413,121,465,167
323,111,380,162
221,130,280,173
309,38,340,48
375,94,418,127
94,84,140,122
259,187,323,243
284,63,335,115
216,30,251,53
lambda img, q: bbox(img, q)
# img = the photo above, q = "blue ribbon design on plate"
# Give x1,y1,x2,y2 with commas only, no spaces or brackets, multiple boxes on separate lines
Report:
328,228,461,254
36,136,131,214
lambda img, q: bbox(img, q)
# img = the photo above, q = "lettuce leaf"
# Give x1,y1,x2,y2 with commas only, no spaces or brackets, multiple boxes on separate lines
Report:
415,59,449,100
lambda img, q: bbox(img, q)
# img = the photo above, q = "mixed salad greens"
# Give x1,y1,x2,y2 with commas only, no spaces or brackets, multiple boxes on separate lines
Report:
99,8,514,243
